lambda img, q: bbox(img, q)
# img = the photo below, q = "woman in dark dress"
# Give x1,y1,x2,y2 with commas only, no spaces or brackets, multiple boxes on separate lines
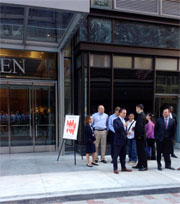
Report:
84,115,98,167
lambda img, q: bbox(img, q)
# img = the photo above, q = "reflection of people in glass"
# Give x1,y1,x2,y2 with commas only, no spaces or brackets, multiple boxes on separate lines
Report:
10,111,16,124
0,111,8,124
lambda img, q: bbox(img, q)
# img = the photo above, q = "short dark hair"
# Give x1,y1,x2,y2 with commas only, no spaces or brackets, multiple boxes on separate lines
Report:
128,113,135,116
163,108,170,112
115,106,121,112
120,108,126,113
84,115,92,125
136,104,144,110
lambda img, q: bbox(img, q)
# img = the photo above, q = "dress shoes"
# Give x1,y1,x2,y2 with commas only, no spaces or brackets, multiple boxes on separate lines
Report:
95,160,98,163
165,166,175,170
121,168,132,172
101,160,107,163
171,154,178,158
139,167,148,171
132,165,141,169
92,162,99,166
114,170,119,174
86,164,93,167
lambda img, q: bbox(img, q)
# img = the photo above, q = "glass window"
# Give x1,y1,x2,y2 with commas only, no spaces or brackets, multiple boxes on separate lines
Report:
156,58,178,71
90,18,112,43
90,54,111,68
114,20,180,49
114,69,154,113
90,68,112,114
0,86,8,147
0,5,24,41
27,8,74,43
0,49,57,79
64,43,72,57
113,56,132,69
64,58,72,115
156,71,179,94
134,57,153,70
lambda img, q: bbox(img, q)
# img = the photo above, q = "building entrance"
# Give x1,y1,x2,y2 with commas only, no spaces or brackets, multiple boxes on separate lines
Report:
0,82,56,153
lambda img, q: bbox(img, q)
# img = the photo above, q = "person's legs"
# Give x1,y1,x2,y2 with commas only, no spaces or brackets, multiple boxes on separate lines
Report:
136,139,142,168
131,139,137,162
156,140,162,167
86,153,90,165
163,138,171,168
101,130,107,161
92,152,96,163
110,131,115,160
128,139,132,161
120,144,126,169
113,145,120,171
141,139,148,168
94,131,101,161
151,139,156,160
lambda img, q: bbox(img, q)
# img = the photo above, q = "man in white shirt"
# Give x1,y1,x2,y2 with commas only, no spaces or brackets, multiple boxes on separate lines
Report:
127,113,137,165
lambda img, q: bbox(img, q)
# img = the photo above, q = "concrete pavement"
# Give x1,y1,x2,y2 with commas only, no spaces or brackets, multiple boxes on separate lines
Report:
0,150,180,203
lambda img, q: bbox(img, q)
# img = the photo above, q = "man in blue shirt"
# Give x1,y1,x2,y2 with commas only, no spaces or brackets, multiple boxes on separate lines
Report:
92,105,108,163
108,107,120,162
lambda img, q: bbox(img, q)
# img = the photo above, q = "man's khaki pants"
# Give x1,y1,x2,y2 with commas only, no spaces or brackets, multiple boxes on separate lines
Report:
94,130,107,161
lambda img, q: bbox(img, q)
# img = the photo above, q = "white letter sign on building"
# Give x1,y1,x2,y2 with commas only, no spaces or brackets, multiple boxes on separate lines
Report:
63,115,80,140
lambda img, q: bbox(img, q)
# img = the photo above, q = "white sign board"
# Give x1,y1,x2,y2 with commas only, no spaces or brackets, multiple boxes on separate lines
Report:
63,115,80,140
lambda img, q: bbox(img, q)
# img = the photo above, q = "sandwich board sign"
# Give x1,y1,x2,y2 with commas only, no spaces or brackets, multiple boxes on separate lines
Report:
57,115,80,163
63,115,80,140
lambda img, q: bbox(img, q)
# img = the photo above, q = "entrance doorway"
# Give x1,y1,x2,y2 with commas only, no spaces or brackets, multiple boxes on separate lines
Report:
0,82,56,153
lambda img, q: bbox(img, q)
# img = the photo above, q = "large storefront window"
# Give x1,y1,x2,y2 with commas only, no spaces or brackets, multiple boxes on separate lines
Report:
0,49,57,153
114,69,154,113
0,49,57,79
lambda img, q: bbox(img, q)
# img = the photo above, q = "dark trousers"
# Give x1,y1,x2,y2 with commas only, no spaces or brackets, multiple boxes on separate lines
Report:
170,139,175,156
156,138,171,168
109,130,115,160
146,138,156,159
113,144,126,170
136,139,148,168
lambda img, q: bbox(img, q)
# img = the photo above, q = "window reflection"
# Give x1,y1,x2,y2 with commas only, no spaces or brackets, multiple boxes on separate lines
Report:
0,49,56,79
156,71,179,94
90,68,112,114
114,69,154,113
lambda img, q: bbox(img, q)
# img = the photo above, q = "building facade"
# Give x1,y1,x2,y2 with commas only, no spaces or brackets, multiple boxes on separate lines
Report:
0,0,180,154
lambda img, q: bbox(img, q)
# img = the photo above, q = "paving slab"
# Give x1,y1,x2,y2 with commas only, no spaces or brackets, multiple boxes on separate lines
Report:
0,150,180,203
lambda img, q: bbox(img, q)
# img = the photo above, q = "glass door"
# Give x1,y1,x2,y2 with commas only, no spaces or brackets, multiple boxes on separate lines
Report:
0,83,56,153
33,86,56,148
9,86,33,149
0,86,9,153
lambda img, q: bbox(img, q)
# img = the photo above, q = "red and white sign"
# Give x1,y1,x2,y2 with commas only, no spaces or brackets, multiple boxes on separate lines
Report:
63,115,80,140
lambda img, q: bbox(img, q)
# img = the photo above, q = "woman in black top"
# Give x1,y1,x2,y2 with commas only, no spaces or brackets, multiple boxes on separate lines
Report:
84,115,98,167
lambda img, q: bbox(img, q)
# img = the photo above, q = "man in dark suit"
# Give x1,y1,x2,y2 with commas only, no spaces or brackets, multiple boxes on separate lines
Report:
113,108,132,174
133,104,148,171
169,105,178,158
155,108,176,170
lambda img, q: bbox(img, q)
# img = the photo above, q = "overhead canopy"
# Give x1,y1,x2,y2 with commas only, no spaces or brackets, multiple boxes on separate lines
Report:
0,1,89,52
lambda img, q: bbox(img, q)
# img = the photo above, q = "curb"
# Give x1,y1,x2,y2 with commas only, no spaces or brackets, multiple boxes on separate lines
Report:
1,187,180,204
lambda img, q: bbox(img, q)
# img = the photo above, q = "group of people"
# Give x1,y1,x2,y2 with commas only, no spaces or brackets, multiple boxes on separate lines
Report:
84,104,178,173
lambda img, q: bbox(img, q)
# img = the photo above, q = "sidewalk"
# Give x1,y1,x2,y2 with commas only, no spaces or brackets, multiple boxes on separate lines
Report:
0,150,180,203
